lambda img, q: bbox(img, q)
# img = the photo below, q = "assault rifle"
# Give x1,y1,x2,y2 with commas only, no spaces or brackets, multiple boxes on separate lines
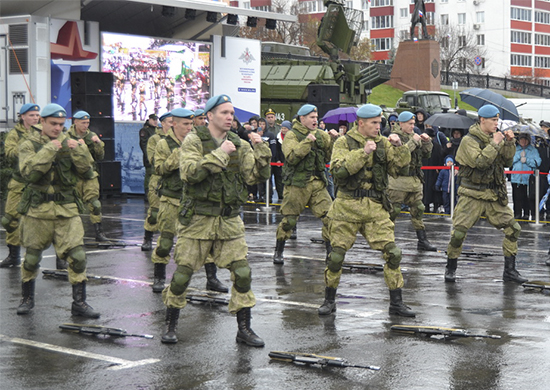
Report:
342,262,408,274
60,323,154,339
390,325,501,340
186,294,229,305
268,351,380,371
42,269,109,282
522,280,550,292
444,250,496,259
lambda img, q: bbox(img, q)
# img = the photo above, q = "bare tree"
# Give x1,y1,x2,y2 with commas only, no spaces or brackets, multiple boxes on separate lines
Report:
435,24,488,74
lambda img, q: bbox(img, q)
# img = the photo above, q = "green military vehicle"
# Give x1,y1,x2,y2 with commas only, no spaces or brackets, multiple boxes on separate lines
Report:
260,0,391,122
394,90,452,115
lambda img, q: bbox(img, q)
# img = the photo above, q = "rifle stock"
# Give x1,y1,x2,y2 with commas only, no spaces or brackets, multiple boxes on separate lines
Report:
390,325,501,340
60,323,154,339
186,294,229,305
268,351,380,371
522,281,550,290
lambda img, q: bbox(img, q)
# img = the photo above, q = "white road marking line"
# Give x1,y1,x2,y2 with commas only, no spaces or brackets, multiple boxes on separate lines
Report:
0,334,160,370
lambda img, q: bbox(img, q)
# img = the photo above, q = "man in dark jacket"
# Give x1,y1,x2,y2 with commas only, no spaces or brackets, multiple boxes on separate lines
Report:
139,114,159,194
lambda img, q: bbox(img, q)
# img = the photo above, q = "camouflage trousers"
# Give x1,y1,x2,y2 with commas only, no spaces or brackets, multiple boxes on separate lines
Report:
326,200,404,290
276,179,332,241
162,236,255,314
75,177,102,224
387,188,426,231
447,195,520,259
144,174,160,232
3,179,25,246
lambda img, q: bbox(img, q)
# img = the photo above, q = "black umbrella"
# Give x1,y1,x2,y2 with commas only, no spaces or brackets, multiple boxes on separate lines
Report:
459,88,519,121
424,113,475,129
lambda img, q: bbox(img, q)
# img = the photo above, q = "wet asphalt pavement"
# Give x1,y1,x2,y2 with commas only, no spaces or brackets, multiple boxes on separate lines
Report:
1,196,550,390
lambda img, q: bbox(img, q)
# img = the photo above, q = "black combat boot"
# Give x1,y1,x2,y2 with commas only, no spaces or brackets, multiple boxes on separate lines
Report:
503,256,528,283
93,223,109,242
389,288,416,317
205,263,228,292
56,255,68,270
416,230,437,251
273,240,285,265
16,280,35,315
290,227,297,240
0,245,21,268
161,308,180,344
71,282,100,318
152,263,166,293
141,230,154,251
318,287,337,315
236,307,264,347
445,258,457,283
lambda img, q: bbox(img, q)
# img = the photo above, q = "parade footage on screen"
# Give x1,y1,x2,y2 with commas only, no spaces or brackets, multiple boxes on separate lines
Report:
101,32,211,121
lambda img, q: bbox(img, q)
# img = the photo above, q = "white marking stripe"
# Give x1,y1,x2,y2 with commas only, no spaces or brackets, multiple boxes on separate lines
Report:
0,334,160,370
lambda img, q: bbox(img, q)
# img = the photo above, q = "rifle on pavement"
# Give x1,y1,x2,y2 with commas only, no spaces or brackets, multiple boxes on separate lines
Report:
268,351,380,371
342,262,408,274
390,325,501,340
186,293,229,305
445,250,496,259
42,269,110,282
522,280,550,292
60,323,154,339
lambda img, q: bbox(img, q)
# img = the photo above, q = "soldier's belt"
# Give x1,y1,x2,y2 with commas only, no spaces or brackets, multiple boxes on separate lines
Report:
159,188,182,199
194,204,240,218
339,188,382,199
39,192,75,203
460,180,496,190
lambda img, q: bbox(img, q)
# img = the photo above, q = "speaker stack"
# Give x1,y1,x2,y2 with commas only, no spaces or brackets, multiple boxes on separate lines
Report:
307,84,340,119
71,72,121,196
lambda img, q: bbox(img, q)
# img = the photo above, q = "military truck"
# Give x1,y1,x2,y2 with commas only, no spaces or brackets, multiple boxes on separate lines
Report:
394,90,452,115
260,0,391,122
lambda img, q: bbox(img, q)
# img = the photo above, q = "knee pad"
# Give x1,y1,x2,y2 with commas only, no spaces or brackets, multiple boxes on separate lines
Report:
450,226,468,248
67,246,87,273
230,260,252,293
155,232,175,258
23,248,42,272
90,199,102,215
383,242,402,270
170,265,193,295
1,214,18,233
327,247,346,273
410,201,425,218
390,204,401,221
505,221,521,242
282,216,298,232
147,208,159,225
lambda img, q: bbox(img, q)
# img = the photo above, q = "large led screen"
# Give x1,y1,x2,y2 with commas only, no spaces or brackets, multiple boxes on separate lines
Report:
101,32,210,121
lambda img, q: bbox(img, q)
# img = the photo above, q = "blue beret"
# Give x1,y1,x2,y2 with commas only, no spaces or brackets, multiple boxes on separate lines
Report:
388,114,398,122
171,108,195,119
297,104,317,116
281,120,292,129
398,111,415,122
40,103,67,119
204,94,232,113
159,112,171,122
194,109,205,117
357,104,382,119
73,111,90,120
19,103,40,115
478,104,500,118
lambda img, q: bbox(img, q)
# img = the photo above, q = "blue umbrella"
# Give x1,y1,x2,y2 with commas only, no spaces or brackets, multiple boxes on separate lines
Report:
459,88,519,121
321,106,358,124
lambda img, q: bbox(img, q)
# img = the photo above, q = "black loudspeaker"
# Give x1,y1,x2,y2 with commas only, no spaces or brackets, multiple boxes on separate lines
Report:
71,72,113,95
307,84,340,104
97,161,121,193
71,94,113,118
100,139,115,161
317,102,340,120
89,117,114,139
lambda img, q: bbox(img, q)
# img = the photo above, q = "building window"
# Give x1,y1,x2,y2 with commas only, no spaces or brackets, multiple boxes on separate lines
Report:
440,0,448,3
458,35,466,47
441,14,449,25
363,20,369,30
511,31,532,44
400,30,409,40
371,0,393,6
511,54,532,66
371,15,394,29
400,8,408,18
458,13,466,25
535,56,550,68
535,33,550,46
511,8,532,22
372,37,393,51
535,11,550,24
476,34,485,46
476,11,484,23
243,2,250,9
426,12,435,25
440,36,449,49
458,58,467,70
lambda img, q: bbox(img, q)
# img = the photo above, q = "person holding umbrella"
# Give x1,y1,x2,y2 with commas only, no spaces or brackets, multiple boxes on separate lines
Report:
444,105,527,283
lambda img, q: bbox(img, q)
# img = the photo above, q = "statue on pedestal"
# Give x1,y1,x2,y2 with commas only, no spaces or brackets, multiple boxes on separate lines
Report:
410,0,429,40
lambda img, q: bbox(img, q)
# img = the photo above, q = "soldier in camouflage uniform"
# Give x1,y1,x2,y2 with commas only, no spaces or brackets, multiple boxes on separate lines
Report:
139,113,158,195
1,104,40,268
16,104,99,318
318,104,416,317
272,104,339,264
141,112,172,251
445,105,527,283
160,95,271,347
67,111,108,242
151,108,227,294
387,111,437,251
